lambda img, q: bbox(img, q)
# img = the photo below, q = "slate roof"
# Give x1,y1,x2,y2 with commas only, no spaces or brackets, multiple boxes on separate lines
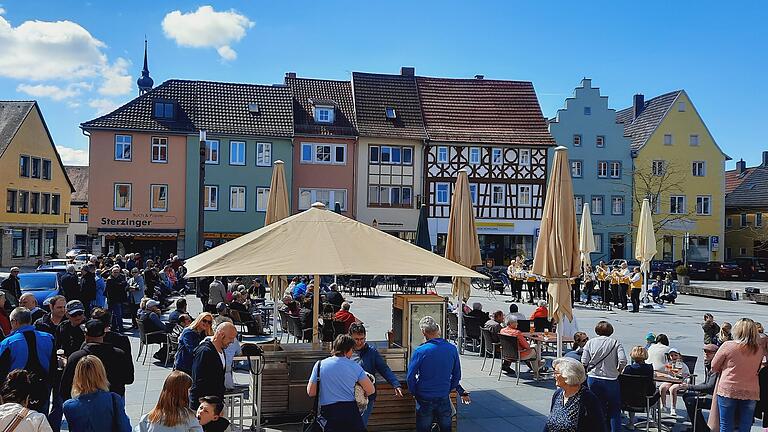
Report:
82,80,294,138
351,72,427,139
725,165,768,208
414,77,555,145
0,101,35,157
65,166,88,202
615,91,681,151
285,77,356,136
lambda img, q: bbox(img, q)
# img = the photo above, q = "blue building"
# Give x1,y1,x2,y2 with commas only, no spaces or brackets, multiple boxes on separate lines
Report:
549,78,632,261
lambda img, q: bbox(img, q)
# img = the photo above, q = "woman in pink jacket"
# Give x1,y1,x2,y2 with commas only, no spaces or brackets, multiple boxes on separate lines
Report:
710,318,763,431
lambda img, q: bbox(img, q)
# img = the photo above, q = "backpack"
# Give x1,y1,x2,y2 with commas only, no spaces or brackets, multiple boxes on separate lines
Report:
21,331,52,413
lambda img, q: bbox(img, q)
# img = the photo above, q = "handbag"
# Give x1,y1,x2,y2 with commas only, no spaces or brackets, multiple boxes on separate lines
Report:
303,361,324,432
2,407,29,432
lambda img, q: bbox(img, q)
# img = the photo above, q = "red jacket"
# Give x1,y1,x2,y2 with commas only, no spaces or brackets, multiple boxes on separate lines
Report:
530,306,548,321
334,310,357,332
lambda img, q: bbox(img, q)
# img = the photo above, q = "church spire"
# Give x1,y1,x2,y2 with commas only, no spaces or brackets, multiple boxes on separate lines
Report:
137,38,154,95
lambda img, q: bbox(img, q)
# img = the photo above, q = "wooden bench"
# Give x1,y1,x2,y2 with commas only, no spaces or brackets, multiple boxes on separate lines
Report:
678,285,735,300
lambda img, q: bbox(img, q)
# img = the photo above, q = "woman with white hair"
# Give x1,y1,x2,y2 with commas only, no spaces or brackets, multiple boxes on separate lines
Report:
544,357,606,431
530,299,549,320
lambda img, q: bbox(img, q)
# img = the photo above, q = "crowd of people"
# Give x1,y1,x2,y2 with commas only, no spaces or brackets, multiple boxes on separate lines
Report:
276,277,364,338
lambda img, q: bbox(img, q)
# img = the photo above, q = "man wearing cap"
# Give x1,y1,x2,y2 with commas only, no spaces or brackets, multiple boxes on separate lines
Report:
0,267,21,299
56,300,86,357
105,265,128,333
20,293,46,323
60,265,80,304
59,319,134,400
680,344,719,432
138,299,169,336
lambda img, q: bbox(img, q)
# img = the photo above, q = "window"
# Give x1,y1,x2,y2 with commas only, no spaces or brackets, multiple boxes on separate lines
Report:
298,189,347,210
469,147,480,165
402,147,413,165
436,183,450,204
584,107,592,115
740,247,747,256
573,135,582,146
491,148,502,165
385,107,397,119
518,185,532,207
367,186,379,206
204,186,218,210
597,161,608,178
401,186,412,206
652,160,665,176
29,229,40,257
18,191,28,213
491,185,505,206
51,194,60,215
114,184,131,211
596,136,605,148
150,184,168,211
437,147,448,163
696,195,711,215
469,184,478,204
12,229,24,258
204,140,220,164
153,101,174,119
740,213,748,227
19,155,30,177
570,160,582,178
41,193,50,214
256,142,272,166
391,147,401,164
689,135,699,146
519,149,531,166
6,190,16,213
229,141,246,165
381,146,391,163
369,146,379,163
230,186,246,211
314,107,334,123
648,193,661,214
79,206,87,222
372,186,412,207
44,230,56,256
256,187,270,212
591,196,604,215
31,158,41,178
610,161,621,178
574,195,584,214
302,143,344,164
670,196,686,214
42,160,51,180
726,247,732,259
593,234,603,253
611,196,624,215
664,134,673,145
757,213,763,227
727,216,733,228
678,102,686,112
692,161,706,177
151,137,168,163
114,135,132,161
29,192,39,214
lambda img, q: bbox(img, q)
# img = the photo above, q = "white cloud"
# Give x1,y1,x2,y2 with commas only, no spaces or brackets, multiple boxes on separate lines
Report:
88,98,118,115
162,5,253,60
56,145,89,165
16,82,92,101
98,57,132,96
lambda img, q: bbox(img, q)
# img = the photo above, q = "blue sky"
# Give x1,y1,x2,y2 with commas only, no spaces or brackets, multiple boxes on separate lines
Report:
1,1,765,167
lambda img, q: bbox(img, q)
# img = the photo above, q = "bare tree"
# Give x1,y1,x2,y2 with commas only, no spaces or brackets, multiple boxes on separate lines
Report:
631,160,693,234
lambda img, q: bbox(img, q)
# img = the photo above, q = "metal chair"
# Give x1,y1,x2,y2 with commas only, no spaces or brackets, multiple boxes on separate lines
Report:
136,319,166,365
446,313,459,343
164,325,182,367
618,373,661,432
497,334,521,384
479,328,500,375
681,354,698,384
277,309,290,342
462,315,483,353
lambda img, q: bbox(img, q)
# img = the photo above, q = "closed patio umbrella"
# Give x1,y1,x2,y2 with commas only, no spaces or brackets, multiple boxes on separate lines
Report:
444,169,482,352
579,203,596,270
264,161,290,342
415,204,432,251
635,199,657,303
532,146,580,357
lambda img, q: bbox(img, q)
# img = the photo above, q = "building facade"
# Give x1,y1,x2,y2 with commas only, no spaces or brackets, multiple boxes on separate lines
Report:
0,101,73,267
351,69,427,240
416,76,555,266
64,165,90,250
286,74,357,217
549,79,633,261
617,91,728,262
724,154,768,260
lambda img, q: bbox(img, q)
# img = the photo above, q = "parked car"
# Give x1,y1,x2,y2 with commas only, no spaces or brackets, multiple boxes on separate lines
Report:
718,262,746,281
732,257,768,281
687,261,722,280
650,260,681,277
65,248,90,259
18,272,60,307
607,259,641,269
71,254,95,271
36,258,71,276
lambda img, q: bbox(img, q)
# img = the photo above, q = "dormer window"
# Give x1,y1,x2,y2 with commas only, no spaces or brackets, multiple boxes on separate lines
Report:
153,101,175,119
385,107,397,119
314,106,334,124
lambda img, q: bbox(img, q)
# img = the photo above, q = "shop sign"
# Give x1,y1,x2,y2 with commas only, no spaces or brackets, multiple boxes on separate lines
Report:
99,212,177,228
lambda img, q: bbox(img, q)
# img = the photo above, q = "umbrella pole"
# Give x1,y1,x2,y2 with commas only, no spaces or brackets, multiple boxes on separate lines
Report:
313,274,320,347
557,325,563,358
457,291,464,355
273,299,279,345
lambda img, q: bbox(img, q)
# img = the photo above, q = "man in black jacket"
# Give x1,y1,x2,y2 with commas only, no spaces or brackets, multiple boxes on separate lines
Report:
0,267,21,299
189,322,237,409
79,265,97,315
143,260,159,299
91,308,131,357
59,319,133,400
34,295,67,335
105,266,128,333
59,265,80,303
680,344,719,432
56,301,86,357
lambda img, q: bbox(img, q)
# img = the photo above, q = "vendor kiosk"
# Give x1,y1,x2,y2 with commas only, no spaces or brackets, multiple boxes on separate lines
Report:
391,294,448,363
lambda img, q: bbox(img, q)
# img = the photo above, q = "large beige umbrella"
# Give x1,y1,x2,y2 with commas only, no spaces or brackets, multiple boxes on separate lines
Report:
264,161,290,341
579,203,596,269
532,146,580,356
444,169,482,352
635,199,657,302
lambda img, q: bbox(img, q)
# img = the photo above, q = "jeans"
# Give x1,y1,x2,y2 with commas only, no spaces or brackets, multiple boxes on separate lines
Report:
587,377,622,432
361,394,376,426
415,396,452,432
682,393,711,432
717,396,756,432
109,302,124,332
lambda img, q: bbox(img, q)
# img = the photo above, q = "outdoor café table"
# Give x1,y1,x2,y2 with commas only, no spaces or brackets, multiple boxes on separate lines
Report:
522,332,575,380
653,371,684,384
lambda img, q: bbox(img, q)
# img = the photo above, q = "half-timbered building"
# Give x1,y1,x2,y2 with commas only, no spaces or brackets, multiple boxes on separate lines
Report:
416,76,555,265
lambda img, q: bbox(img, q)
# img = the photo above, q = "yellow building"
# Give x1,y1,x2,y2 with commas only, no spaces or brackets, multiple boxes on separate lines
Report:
0,101,74,267
724,155,768,261
617,91,728,262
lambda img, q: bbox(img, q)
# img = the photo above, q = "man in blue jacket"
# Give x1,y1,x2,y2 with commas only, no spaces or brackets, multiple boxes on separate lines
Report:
349,323,403,426
407,316,461,432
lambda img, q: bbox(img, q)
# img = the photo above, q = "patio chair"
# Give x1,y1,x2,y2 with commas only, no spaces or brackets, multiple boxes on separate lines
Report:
462,315,483,353
136,319,166,365
287,315,311,342
533,317,552,332
446,313,459,343
480,328,500,375
165,326,181,367
230,309,258,335
320,322,336,343
277,309,290,342
619,373,661,432
497,334,521,384
681,354,698,384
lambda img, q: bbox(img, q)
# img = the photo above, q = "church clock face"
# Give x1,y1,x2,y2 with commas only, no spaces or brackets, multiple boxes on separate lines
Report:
408,302,445,351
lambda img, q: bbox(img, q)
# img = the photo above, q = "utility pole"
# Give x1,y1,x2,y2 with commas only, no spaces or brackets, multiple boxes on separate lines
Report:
197,130,207,254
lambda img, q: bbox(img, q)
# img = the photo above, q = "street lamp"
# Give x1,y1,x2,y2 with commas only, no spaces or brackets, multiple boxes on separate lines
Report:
197,130,207,254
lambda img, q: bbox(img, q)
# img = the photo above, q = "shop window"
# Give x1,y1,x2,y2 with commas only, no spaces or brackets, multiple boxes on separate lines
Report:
44,229,57,256
12,229,24,258
29,229,41,257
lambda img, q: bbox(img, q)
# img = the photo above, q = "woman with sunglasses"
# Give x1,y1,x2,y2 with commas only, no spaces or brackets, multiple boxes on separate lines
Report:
174,313,214,375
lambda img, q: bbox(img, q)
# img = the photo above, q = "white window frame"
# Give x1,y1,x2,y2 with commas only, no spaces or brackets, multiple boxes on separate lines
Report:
229,141,246,166
113,183,131,211
596,136,605,148
151,137,168,163
435,183,450,204
597,161,608,178
491,184,505,206
757,213,763,227
610,161,621,178
491,148,502,165
670,195,686,215
591,196,604,215
469,184,478,204
298,188,347,211
696,195,711,215
573,135,581,147
437,146,448,163
689,134,699,146
256,187,270,212
593,234,603,253
114,135,132,161
204,185,219,211
469,147,481,165
150,184,168,212
518,185,532,207
664,134,673,145
303,143,345,165
692,161,706,177
314,106,334,123
256,142,272,167
574,195,584,214
741,213,748,227
519,149,531,166
611,196,624,215
230,186,246,212
652,160,665,176
205,140,220,164
570,160,582,178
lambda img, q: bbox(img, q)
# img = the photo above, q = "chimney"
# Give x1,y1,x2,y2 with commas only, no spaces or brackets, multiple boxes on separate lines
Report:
400,67,415,76
737,159,747,174
763,151,768,167
633,94,645,119
475,74,484,80
285,72,296,79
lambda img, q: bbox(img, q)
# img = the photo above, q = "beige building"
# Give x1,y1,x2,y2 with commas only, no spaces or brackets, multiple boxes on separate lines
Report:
64,166,90,250
724,154,768,261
